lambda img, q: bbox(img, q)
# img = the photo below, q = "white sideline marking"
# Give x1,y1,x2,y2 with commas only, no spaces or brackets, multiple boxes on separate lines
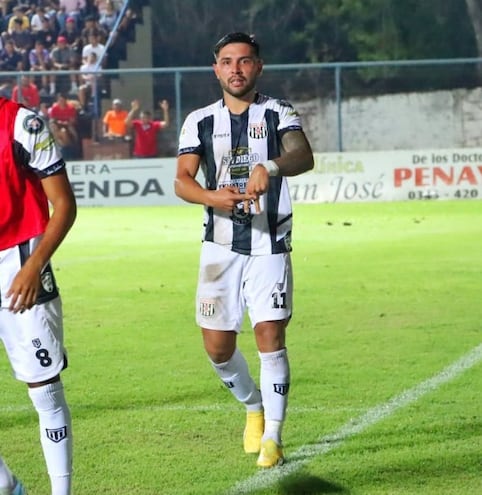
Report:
225,343,482,495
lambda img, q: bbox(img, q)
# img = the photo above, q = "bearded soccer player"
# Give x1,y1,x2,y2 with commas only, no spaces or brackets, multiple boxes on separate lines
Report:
0,97,77,494
175,32,314,468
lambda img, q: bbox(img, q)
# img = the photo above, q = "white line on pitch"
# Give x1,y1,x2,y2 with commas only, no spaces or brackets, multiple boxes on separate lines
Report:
225,343,482,495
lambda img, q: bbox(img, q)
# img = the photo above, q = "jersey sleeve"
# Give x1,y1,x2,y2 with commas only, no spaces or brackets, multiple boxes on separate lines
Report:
178,111,203,156
14,106,65,178
275,99,303,136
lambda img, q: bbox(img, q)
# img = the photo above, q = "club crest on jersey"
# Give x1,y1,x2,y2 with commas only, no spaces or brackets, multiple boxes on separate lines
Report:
199,299,215,317
231,205,253,225
249,122,267,139
46,426,67,443
273,383,290,396
31,338,42,349
41,271,55,293
23,114,45,134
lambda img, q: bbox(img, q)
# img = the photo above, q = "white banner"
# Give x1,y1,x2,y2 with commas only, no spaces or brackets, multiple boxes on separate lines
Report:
66,158,183,207
66,149,482,207
289,149,482,203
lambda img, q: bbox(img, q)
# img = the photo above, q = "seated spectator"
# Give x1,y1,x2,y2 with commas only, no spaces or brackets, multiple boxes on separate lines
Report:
50,35,78,95
30,5,50,33
10,17,33,53
7,5,30,34
0,38,24,93
103,98,128,138
125,99,170,158
99,0,118,32
80,0,99,21
29,39,53,95
58,16,82,62
81,15,108,45
77,50,100,112
81,30,105,64
0,39,23,71
12,74,40,110
32,16,57,50
48,92,79,158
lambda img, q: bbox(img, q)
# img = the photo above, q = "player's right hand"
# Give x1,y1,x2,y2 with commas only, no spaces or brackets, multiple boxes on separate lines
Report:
209,186,246,212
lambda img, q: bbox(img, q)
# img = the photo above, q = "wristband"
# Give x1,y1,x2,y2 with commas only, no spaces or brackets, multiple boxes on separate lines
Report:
261,160,279,176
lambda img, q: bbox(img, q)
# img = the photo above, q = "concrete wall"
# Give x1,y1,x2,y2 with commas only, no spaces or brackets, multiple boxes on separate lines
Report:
296,87,482,152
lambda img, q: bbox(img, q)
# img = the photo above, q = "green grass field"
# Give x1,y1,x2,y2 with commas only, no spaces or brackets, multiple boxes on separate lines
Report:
0,200,481,495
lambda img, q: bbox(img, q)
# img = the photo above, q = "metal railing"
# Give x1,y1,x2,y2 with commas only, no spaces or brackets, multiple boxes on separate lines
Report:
4,56,482,156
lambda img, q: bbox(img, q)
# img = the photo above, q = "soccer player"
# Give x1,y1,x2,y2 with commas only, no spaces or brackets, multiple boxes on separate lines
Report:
125,99,170,158
0,97,77,494
175,32,314,468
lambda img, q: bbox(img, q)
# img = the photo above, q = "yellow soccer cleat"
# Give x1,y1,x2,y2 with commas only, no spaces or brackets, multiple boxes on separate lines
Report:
243,411,264,454
256,439,284,468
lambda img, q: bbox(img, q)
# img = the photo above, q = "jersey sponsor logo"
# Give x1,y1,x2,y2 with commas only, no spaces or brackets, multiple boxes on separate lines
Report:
230,205,253,225
23,114,45,134
199,299,215,317
249,123,267,139
46,426,67,443
273,383,290,396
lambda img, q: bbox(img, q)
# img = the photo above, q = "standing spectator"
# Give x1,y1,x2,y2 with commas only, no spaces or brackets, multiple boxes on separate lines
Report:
102,97,127,138
125,99,170,158
77,50,100,112
48,92,79,158
50,35,78,95
12,74,40,109
29,39,53,95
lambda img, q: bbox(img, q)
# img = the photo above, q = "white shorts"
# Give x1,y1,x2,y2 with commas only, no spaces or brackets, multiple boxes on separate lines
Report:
196,241,293,331
0,297,67,383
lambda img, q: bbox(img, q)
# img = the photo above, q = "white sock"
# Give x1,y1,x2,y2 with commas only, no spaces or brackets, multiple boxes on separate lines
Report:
210,348,262,411
28,381,72,495
0,457,15,492
259,348,290,443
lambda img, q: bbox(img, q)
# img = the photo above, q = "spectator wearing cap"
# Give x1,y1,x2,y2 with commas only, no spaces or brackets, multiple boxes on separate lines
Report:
58,16,82,62
103,98,128,139
50,35,79,95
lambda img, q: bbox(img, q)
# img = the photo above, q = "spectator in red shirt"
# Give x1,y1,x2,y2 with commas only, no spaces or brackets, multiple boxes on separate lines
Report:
125,99,170,158
12,75,40,109
48,92,79,158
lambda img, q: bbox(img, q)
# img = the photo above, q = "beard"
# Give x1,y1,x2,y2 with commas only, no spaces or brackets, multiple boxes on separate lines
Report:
220,77,257,98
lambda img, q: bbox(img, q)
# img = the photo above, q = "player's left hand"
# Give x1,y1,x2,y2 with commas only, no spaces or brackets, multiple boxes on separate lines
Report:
243,164,270,213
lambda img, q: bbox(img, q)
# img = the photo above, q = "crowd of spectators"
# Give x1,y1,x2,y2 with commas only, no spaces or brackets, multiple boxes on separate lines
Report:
0,0,142,158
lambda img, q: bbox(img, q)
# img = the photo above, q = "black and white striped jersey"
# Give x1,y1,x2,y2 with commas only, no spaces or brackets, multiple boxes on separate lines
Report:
178,93,303,255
